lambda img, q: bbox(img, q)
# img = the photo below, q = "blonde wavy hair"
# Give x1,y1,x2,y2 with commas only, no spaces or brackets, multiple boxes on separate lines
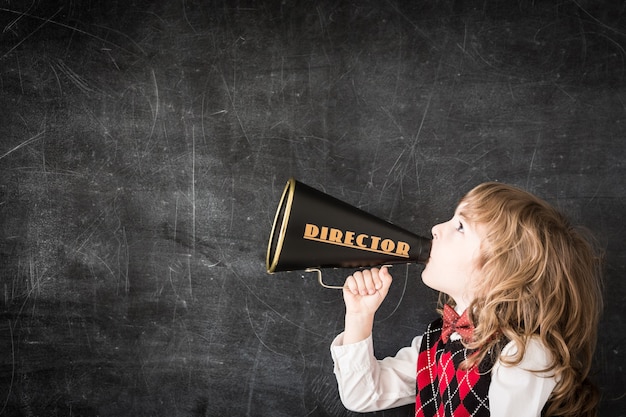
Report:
443,182,604,417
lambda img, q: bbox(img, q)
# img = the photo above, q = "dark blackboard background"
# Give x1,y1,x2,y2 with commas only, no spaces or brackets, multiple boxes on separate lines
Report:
1,1,624,416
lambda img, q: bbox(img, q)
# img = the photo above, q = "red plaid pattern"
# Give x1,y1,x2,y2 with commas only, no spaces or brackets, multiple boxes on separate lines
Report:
415,318,492,417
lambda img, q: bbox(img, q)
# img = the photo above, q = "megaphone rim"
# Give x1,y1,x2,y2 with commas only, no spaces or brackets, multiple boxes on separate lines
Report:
266,177,296,273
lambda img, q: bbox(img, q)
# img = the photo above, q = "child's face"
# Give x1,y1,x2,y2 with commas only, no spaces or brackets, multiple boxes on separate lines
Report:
421,203,485,311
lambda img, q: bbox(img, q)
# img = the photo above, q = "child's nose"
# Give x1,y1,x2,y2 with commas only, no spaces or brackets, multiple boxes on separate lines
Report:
431,224,439,239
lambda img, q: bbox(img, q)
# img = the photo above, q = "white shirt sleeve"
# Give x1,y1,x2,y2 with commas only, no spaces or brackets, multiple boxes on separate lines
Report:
330,333,420,412
330,333,557,415
489,338,557,417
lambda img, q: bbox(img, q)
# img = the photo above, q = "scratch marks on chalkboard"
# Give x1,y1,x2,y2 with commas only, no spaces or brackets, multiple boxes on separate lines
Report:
571,0,626,38
167,261,191,320
245,294,286,357
160,222,220,267
148,69,160,141
384,0,435,48
0,129,46,161
233,268,323,339
381,89,433,197
245,340,261,415
0,320,16,415
121,227,130,294
309,373,345,416
0,6,146,60
0,6,63,61
25,255,46,298
526,133,541,189
377,267,408,323
186,255,193,299
66,198,131,296
53,59,98,94
228,177,235,233
244,291,307,416
217,65,252,146
190,126,197,249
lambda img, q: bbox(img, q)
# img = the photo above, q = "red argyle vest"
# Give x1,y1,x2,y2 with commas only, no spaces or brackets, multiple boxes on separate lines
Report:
415,317,493,417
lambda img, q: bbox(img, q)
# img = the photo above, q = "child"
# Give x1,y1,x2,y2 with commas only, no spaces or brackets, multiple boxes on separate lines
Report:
331,182,603,417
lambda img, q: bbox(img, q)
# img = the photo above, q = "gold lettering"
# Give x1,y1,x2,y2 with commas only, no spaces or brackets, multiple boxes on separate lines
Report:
396,241,410,256
301,223,409,258
329,228,343,243
344,231,355,246
380,239,395,252
304,223,319,238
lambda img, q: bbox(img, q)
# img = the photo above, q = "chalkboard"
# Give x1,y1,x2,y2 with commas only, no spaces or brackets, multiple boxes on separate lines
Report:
1,1,624,416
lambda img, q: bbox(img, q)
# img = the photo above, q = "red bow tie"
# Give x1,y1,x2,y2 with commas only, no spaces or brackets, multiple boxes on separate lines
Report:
441,304,474,343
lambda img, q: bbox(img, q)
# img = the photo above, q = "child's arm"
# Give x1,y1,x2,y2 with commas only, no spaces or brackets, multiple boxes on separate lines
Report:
341,266,393,344
331,333,420,412
331,266,417,412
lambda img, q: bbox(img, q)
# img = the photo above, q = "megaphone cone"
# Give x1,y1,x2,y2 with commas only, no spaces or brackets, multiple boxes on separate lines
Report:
266,178,431,288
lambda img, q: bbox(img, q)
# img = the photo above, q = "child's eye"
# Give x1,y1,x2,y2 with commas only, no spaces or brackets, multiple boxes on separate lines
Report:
456,221,465,233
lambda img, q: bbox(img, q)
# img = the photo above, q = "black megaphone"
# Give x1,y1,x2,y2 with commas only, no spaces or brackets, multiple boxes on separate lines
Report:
266,178,431,288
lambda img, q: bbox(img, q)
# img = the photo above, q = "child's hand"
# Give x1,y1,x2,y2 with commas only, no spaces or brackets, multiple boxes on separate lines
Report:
343,266,393,316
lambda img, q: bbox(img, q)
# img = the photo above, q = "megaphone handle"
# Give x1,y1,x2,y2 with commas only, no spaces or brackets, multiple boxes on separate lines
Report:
305,266,393,290
305,268,345,290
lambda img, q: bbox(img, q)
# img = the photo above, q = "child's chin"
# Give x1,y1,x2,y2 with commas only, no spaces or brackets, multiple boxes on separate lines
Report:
420,269,438,291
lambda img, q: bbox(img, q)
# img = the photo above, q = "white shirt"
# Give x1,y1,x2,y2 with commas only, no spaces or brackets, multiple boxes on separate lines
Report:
331,332,557,416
